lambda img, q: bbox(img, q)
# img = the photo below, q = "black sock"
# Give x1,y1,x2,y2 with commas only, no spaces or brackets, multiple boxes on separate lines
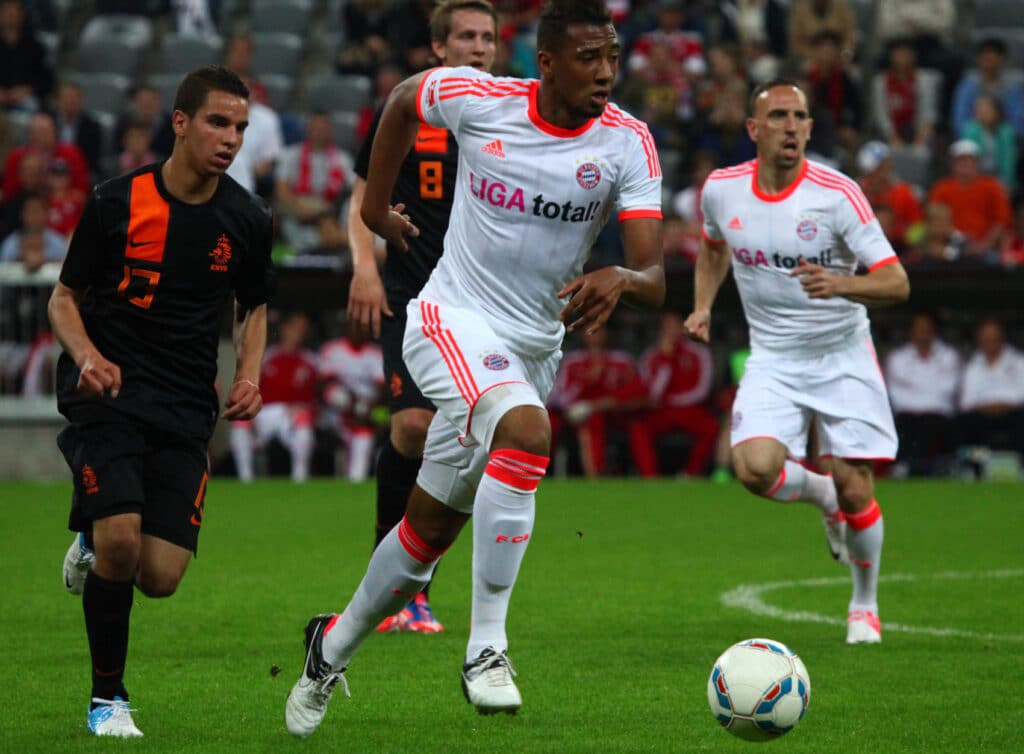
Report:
83,569,133,701
373,436,422,550
82,529,94,550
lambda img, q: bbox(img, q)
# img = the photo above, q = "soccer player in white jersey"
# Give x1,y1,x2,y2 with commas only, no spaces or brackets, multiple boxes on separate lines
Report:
285,0,664,736
685,78,910,645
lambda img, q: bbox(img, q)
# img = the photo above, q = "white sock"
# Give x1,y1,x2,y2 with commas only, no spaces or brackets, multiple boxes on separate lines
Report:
321,516,445,669
289,425,314,482
846,500,883,612
467,449,548,662
764,460,838,515
346,432,375,482
230,423,255,482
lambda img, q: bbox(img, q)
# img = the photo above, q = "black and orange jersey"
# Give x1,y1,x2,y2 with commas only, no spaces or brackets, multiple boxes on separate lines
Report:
355,106,458,310
56,162,275,440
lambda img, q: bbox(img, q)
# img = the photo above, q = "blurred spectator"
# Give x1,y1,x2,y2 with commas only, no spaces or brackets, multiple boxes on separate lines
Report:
961,94,1017,195
116,117,156,175
356,64,404,145
633,312,720,477
805,30,861,156
927,139,1012,262
951,38,1024,141
787,0,855,72
667,149,716,264
2,111,89,197
719,0,788,62
1002,201,1024,267
336,0,394,77
0,192,66,261
495,1,541,78
116,84,176,160
884,311,961,476
275,111,354,254
870,38,939,151
618,36,694,149
552,328,650,478
695,44,753,167
172,0,217,37
52,80,104,180
0,228,54,394
224,33,268,106
957,318,1024,455
44,158,84,238
856,141,924,255
627,0,704,76
319,318,385,482
0,0,54,112
230,312,319,482
908,201,966,264
874,0,960,104
0,149,46,235
389,0,435,73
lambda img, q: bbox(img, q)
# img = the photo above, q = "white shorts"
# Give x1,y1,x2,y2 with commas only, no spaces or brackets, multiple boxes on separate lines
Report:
404,298,560,513
731,336,897,461
249,403,313,444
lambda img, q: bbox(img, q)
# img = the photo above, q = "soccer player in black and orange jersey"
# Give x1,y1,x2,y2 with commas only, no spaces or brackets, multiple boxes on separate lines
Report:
50,66,275,738
345,0,497,634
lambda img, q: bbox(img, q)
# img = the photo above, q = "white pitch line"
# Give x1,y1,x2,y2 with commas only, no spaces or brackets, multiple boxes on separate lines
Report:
720,570,1024,642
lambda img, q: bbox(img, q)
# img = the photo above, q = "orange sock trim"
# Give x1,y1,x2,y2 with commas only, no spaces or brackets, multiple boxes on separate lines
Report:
846,499,881,531
397,515,448,564
484,448,549,492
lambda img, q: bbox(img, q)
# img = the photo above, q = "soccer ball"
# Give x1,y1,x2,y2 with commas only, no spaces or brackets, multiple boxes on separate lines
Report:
707,638,811,741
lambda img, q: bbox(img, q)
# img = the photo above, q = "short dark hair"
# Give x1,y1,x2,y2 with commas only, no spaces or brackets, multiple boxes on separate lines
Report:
173,65,249,117
536,0,613,54
430,0,497,43
748,77,804,116
977,37,1007,56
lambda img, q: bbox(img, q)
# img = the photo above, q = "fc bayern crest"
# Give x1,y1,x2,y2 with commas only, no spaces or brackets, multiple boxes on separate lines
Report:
796,219,818,241
576,162,602,190
482,353,510,370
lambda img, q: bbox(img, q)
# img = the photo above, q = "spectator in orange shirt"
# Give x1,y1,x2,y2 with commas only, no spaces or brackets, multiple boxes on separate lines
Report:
856,140,923,255
927,139,1012,262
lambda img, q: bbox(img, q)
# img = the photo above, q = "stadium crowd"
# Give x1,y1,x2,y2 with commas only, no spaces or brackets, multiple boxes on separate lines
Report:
0,0,1022,478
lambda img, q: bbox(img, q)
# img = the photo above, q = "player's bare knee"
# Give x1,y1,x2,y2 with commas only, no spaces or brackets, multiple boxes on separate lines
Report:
135,569,182,598
405,486,468,550
94,534,142,578
391,409,432,457
491,405,551,458
832,462,874,511
733,455,781,495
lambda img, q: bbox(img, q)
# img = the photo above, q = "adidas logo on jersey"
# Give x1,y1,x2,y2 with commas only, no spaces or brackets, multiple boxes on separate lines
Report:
728,216,743,230
481,139,506,158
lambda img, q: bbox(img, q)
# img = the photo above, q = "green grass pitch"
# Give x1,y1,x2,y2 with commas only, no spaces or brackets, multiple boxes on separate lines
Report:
2,479,1022,753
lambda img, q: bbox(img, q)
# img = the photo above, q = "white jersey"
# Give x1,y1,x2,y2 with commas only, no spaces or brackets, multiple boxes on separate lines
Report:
319,337,384,403
701,159,898,355
416,66,663,357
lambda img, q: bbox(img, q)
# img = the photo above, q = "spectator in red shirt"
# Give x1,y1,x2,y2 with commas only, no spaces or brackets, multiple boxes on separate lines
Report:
2,111,89,198
45,158,84,238
928,139,1013,262
856,141,924,255
633,312,720,477
230,312,319,482
552,328,650,478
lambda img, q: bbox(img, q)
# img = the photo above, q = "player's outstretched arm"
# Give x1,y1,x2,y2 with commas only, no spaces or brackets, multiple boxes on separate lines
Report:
48,281,122,399
347,176,392,339
791,256,910,306
685,238,732,343
360,73,425,251
558,217,664,335
222,302,266,420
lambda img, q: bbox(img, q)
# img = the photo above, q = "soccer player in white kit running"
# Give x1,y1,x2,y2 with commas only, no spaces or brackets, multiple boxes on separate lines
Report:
685,79,910,645
285,0,665,737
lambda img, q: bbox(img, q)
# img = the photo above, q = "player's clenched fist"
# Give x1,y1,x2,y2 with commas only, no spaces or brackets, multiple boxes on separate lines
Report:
683,310,711,343
222,378,262,421
558,267,629,335
76,351,122,399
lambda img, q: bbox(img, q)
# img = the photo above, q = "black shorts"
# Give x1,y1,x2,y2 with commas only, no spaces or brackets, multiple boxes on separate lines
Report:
57,420,209,553
381,308,435,414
